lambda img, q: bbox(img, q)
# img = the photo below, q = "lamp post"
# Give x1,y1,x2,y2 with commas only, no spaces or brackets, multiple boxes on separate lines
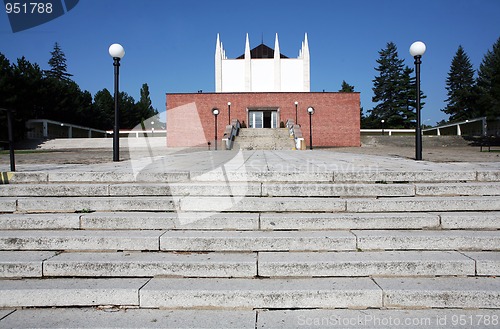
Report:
294,101,298,124
227,102,231,125
307,106,315,150
108,43,125,162
410,41,426,161
381,119,385,136
212,107,219,150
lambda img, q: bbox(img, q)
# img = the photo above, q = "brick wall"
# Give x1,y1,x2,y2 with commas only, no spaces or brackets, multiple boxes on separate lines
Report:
166,92,360,148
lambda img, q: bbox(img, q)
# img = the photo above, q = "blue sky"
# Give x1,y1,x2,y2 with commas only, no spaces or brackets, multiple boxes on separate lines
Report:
1,0,499,126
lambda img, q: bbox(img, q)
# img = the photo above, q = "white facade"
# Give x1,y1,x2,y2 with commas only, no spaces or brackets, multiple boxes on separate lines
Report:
215,33,310,92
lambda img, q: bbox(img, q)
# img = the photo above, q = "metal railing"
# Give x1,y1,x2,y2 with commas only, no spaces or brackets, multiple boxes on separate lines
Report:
286,119,305,150
223,119,241,150
0,108,15,172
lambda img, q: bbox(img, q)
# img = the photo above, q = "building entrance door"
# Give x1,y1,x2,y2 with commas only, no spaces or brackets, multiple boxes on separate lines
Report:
248,108,278,128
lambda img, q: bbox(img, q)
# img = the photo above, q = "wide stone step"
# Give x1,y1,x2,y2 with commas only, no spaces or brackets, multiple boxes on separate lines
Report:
0,277,499,310
3,170,500,184
139,277,382,309
1,230,497,253
160,231,356,252
3,308,500,329
3,251,497,279
1,211,496,231
43,252,256,278
0,182,452,198
354,230,500,251
0,230,164,251
3,195,499,213
258,251,477,277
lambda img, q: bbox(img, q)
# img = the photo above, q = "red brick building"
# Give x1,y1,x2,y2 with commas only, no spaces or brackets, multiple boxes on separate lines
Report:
166,34,360,148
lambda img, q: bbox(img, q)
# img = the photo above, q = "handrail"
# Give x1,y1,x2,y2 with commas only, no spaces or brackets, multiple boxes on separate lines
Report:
0,108,15,171
223,119,241,150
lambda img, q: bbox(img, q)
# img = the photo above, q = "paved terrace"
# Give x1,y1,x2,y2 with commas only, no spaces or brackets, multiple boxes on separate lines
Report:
1,148,499,176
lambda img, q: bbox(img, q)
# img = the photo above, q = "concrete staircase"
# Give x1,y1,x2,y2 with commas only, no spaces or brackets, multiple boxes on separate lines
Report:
235,128,295,150
1,167,500,327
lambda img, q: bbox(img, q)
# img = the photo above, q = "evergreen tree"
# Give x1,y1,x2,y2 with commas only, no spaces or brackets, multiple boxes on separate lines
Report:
401,66,417,126
370,42,408,128
119,91,138,129
339,80,355,92
136,83,158,121
93,88,114,130
370,42,425,128
0,54,13,105
45,42,73,82
442,45,476,121
0,53,14,139
476,37,500,120
11,57,45,138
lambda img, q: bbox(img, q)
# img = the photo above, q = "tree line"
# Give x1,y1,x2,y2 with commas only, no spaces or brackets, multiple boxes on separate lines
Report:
340,37,500,129
0,43,158,140
443,38,500,123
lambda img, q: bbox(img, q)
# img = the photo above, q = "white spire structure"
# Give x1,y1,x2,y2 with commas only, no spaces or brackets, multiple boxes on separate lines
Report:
215,33,310,92
274,33,281,91
302,33,310,92
244,33,252,91
215,34,223,92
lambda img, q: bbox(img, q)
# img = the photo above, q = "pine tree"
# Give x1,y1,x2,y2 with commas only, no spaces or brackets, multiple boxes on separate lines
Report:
339,80,355,92
443,45,476,121
401,66,417,127
45,42,73,82
370,42,425,128
0,53,14,108
93,88,114,130
137,83,158,121
370,42,408,128
476,37,500,120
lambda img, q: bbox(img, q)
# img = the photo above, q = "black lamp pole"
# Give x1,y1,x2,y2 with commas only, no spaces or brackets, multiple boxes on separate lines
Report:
307,106,314,150
414,54,422,160
295,101,298,124
112,57,121,162
228,102,231,125
212,108,219,150
109,43,124,162
410,41,426,161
